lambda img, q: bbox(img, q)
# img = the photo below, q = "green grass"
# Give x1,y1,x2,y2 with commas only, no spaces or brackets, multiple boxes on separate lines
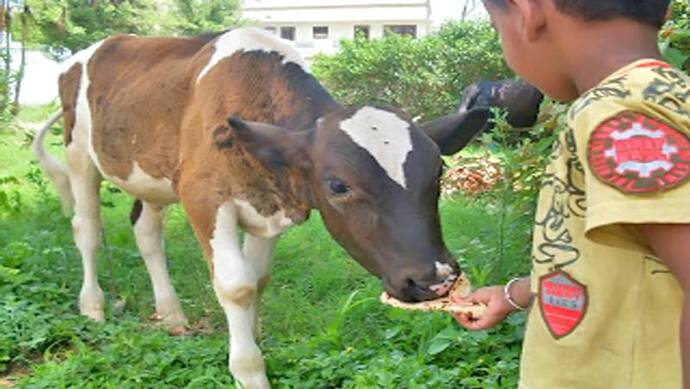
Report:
0,108,531,388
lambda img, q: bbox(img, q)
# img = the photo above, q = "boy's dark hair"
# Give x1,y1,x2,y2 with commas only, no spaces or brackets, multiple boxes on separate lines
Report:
487,0,670,28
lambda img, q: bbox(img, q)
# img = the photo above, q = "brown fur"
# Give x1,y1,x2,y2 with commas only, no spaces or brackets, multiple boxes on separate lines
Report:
58,64,81,146
77,35,320,224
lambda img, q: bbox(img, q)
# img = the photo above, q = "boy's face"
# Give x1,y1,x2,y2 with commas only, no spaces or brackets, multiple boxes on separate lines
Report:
483,0,579,101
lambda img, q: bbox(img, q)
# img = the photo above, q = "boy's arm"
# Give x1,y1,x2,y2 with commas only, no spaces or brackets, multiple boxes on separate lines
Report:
638,224,690,389
452,277,531,330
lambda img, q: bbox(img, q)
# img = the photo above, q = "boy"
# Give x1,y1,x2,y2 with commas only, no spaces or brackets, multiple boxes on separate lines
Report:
452,1,690,388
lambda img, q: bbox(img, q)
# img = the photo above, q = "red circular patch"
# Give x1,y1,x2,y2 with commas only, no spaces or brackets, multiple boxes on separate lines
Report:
588,111,690,194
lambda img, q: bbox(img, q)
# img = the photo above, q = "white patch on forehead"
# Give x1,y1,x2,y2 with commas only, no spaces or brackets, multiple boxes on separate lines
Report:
338,107,413,188
197,27,308,83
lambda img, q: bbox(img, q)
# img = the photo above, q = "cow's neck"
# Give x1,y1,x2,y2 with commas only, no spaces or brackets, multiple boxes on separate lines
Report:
247,61,340,132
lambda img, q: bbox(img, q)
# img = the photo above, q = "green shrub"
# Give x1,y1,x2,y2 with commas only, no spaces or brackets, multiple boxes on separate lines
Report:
661,0,690,72
312,21,512,121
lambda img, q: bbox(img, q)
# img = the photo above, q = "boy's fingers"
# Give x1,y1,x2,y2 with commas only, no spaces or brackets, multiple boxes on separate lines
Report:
451,291,481,303
453,312,475,328
451,288,492,304
454,308,494,328
454,313,491,331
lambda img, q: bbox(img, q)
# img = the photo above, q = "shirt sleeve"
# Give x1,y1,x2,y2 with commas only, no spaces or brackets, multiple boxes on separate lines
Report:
572,101,690,250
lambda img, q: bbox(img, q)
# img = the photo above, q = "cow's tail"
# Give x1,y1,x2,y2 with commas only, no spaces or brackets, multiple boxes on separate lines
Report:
32,110,75,215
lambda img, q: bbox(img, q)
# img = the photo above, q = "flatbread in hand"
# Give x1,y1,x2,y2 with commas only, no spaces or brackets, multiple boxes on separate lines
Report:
380,273,486,318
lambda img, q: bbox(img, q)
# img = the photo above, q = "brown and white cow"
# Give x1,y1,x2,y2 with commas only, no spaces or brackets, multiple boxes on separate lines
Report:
33,28,489,388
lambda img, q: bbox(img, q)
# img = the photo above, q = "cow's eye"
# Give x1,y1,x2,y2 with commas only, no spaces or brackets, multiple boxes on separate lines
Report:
326,178,350,195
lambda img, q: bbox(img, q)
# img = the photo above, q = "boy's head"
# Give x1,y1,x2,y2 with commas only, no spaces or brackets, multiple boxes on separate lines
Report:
482,0,671,101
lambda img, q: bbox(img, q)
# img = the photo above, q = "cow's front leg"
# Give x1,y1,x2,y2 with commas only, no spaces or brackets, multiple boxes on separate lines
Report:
242,234,278,341
209,202,270,389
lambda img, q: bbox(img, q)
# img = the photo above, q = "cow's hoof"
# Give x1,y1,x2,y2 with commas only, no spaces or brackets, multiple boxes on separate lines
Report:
79,288,105,322
80,308,105,322
236,374,270,389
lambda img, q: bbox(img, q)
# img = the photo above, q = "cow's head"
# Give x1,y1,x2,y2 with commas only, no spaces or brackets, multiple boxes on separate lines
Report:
227,106,490,302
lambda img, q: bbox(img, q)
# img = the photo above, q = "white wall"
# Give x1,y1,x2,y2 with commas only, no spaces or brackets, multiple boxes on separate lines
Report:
243,0,427,8
263,21,428,58
243,5,428,23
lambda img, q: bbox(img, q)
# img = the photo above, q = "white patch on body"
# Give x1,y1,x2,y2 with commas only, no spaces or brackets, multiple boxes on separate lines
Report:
197,27,307,83
60,40,105,74
210,202,270,388
338,107,413,188
69,40,105,174
234,198,293,238
109,162,178,204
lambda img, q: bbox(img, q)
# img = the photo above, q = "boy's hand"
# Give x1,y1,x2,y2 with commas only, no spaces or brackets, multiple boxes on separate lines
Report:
451,286,515,330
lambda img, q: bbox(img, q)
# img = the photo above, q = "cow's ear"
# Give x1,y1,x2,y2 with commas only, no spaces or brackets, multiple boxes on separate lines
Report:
418,108,492,155
224,116,312,171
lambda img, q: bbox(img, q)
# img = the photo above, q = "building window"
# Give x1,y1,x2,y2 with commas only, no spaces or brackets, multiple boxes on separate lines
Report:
354,25,370,40
313,26,329,39
384,25,417,38
280,26,296,41
264,27,277,35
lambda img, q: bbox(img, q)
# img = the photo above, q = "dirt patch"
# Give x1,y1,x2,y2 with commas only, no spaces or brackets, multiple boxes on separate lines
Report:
0,361,34,388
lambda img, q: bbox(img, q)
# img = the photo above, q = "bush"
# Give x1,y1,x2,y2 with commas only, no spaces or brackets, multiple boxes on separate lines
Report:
312,21,512,121
661,0,690,72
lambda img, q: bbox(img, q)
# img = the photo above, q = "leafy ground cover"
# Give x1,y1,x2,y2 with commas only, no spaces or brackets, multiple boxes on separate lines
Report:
1,106,533,388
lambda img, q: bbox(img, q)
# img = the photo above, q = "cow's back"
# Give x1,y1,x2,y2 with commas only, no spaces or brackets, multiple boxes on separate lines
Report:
60,34,217,196
82,34,219,186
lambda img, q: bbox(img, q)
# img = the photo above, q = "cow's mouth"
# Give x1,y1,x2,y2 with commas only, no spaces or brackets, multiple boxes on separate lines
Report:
429,274,458,297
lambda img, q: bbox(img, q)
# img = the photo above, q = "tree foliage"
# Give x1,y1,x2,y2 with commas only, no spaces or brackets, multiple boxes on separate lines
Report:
22,0,158,57
20,0,242,58
312,21,512,121
160,0,242,37
661,0,690,72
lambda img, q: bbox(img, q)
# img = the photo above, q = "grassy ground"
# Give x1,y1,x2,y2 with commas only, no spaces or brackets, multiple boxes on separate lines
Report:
0,106,531,388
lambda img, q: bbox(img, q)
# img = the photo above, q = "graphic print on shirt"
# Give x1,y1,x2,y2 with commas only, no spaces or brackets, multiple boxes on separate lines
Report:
588,111,690,194
570,75,632,119
532,129,586,271
643,66,690,116
539,271,588,339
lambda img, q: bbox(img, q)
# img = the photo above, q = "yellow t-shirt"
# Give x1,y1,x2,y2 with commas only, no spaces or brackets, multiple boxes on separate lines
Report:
519,59,689,389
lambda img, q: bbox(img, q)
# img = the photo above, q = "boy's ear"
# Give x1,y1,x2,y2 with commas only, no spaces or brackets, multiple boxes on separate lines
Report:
513,0,547,43
418,108,492,155
222,116,313,171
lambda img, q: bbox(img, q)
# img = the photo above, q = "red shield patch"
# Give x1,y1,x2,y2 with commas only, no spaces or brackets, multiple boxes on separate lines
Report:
539,271,588,339
588,111,690,194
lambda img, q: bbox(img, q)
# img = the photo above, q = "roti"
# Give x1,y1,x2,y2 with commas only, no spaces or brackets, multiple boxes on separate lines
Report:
380,273,486,318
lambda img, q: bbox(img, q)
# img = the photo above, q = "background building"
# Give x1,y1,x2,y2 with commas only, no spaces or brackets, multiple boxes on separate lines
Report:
241,0,485,60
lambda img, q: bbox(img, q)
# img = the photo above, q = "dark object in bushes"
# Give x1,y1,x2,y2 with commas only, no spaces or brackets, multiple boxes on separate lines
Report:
457,79,544,129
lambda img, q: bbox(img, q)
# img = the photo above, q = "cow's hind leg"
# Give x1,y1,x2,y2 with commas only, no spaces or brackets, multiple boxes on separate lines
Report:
131,200,187,327
242,234,277,341
65,145,104,322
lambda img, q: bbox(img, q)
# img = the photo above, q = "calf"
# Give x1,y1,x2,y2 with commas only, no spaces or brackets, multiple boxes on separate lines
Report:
34,28,489,388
